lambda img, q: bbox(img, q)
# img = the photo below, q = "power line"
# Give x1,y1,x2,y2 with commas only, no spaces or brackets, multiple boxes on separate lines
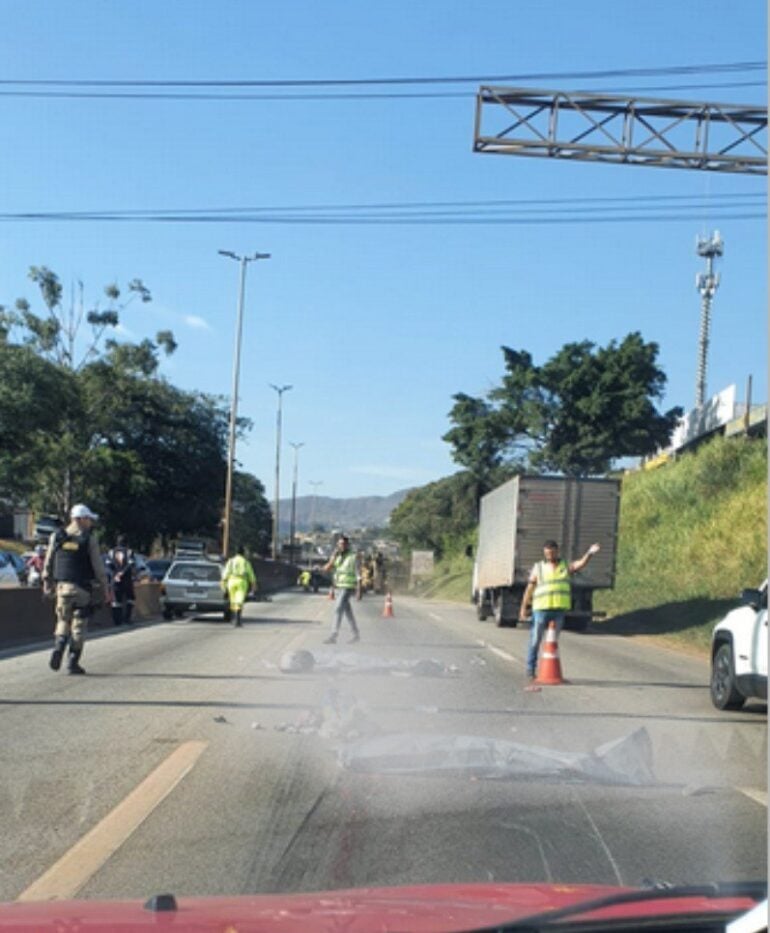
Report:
0,79,765,102
0,61,763,88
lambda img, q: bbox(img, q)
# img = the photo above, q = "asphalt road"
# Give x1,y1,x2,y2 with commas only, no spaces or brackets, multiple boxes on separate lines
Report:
0,589,766,905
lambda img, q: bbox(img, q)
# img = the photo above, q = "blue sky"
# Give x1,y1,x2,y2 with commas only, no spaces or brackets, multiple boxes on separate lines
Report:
1,0,766,499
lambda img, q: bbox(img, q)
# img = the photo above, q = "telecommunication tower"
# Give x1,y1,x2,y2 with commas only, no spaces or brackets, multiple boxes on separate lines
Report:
694,231,724,409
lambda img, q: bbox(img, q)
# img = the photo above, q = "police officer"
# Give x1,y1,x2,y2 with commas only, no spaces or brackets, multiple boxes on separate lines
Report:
43,503,111,674
107,534,135,626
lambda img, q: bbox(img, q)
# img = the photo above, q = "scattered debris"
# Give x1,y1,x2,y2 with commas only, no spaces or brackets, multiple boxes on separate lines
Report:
337,727,655,786
279,650,315,673
213,715,229,724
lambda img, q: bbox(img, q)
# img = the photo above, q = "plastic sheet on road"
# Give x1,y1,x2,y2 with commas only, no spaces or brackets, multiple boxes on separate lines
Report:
278,650,459,677
337,727,655,785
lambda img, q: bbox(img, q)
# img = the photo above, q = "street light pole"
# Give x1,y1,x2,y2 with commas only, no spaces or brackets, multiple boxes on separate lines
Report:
289,441,305,564
219,250,270,558
270,383,292,559
308,480,323,536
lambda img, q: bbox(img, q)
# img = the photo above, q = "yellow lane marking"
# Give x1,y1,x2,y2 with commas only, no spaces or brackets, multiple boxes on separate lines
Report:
18,741,207,902
737,786,768,808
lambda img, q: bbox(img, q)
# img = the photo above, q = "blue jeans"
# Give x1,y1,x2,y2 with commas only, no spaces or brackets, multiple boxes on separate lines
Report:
526,609,565,675
332,587,359,636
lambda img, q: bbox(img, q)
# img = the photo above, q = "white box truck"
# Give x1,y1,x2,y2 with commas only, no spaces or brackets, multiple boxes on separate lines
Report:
472,474,620,630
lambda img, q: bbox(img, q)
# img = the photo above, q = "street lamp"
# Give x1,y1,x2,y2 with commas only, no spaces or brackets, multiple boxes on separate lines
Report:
289,441,305,564
270,383,292,559
218,250,270,558
308,480,323,536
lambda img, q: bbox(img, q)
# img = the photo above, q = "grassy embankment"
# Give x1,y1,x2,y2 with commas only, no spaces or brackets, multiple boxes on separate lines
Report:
416,435,767,655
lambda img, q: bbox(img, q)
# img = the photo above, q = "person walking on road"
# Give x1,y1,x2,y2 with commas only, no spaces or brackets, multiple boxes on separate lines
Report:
43,503,111,675
519,539,601,679
321,535,360,644
222,546,257,627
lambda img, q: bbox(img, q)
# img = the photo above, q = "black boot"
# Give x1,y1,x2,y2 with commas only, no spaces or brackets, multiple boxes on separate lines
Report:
67,647,86,675
49,635,68,671
234,609,242,627
112,605,123,626
125,603,133,625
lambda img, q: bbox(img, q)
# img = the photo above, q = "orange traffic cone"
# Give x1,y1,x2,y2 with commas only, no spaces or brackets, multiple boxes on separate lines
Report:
382,592,394,618
535,621,566,685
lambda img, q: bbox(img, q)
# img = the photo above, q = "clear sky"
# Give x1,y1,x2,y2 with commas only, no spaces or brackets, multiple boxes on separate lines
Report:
1,0,766,500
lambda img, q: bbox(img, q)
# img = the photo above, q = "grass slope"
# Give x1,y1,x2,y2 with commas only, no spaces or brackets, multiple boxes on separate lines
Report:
420,435,767,655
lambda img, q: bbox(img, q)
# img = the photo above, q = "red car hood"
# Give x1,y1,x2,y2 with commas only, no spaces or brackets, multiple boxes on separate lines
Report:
0,882,759,931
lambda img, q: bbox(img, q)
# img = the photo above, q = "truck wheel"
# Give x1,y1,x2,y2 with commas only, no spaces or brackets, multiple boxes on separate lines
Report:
477,601,489,621
162,607,174,620
711,643,745,710
493,594,517,628
567,616,589,633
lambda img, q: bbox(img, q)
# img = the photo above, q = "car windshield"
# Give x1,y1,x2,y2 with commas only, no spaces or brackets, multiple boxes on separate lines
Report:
0,2,766,929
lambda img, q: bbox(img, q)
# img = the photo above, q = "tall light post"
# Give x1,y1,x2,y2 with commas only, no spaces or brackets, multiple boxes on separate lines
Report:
288,441,305,564
270,383,292,559
308,480,323,536
219,249,270,557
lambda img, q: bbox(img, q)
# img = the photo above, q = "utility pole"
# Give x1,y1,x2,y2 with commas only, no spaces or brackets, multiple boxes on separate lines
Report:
219,250,271,558
694,231,723,409
289,442,305,564
308,480,323,535
270,383,292,559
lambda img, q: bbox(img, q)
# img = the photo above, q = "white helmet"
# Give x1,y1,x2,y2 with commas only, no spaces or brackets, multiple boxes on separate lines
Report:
70,503,99,521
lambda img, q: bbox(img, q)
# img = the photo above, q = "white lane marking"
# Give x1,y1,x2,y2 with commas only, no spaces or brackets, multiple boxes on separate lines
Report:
477,638,519,665
428,613,444,622
17,741,207,902
737,787,768,808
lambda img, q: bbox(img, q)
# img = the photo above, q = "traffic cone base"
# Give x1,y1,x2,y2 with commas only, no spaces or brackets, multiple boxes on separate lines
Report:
535,621,566,685
382,592,394,618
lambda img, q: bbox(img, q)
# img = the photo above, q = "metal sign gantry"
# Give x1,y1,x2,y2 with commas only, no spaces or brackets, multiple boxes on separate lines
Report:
474,87,767,174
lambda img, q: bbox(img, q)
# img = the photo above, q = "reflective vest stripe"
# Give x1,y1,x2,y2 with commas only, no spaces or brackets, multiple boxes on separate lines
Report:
532,560,571,611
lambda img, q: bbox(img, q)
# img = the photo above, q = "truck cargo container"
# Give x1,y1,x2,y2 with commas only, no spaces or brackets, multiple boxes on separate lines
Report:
472,475,620,630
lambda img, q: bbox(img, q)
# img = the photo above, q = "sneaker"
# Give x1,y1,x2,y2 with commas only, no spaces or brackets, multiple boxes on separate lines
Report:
49,648,64,671
348,634,360,644
68,663,86,675
323,635,337,645
527,670,536,680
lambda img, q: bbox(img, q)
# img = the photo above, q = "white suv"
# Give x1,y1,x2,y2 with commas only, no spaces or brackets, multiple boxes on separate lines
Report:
710,581,768,710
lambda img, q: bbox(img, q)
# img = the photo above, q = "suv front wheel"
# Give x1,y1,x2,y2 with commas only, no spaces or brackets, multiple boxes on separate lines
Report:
711,642,745,710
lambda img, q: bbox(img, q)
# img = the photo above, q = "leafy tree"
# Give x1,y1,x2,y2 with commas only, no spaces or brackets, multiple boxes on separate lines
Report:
389,472,480,557
230,471,273,557
445,332,681,478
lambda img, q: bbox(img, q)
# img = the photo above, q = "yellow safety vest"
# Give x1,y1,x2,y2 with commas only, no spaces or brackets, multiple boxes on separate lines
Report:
333,552,358,589
224,555,255,587
532,559,571,611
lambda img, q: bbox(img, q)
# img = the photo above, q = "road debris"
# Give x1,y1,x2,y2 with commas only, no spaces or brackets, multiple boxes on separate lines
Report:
337,727,655,785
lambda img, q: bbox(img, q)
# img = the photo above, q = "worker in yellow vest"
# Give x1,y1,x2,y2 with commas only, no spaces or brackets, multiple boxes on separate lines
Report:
222,546,257,627
320,534,360,644
519,539,600,679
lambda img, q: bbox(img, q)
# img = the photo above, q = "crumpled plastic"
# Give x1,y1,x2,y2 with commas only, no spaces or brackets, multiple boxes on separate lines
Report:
305,651,459,677
336,727,655,786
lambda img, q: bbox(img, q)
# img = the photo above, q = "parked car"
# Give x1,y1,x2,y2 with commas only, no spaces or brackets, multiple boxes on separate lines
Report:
0,552,21,586
710,580,768,710
160,559,229,621
146,558,172,582
34,515,61,543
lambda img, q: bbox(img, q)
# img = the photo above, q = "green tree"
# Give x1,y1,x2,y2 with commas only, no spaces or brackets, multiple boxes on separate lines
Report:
229,471,273,557
389,472,480,557
445,333,681,478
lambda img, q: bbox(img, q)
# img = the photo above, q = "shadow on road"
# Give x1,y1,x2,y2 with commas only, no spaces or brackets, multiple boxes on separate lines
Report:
590,596,736,638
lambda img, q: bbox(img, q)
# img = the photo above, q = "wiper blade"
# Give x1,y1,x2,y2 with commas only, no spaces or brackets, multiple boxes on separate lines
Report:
469,881,768,931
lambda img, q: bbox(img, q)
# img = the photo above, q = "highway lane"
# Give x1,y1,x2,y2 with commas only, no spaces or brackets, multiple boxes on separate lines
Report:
0,588,765,904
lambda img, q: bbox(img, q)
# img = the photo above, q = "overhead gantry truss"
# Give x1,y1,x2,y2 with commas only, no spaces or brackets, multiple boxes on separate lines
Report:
473,87,768,175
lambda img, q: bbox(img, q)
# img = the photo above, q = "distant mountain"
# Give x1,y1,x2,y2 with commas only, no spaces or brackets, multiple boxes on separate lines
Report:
277,488,411,532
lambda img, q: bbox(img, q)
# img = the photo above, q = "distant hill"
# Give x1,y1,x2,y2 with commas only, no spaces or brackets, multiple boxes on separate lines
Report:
277,488,411,532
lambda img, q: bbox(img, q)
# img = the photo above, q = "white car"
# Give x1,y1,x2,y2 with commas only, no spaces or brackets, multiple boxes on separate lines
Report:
710,581,768,710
